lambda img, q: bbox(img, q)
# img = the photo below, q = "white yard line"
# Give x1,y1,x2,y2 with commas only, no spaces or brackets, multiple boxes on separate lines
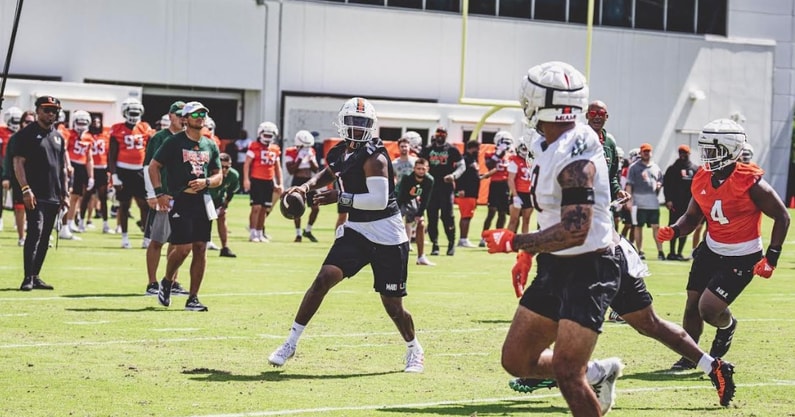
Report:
186,380,795,417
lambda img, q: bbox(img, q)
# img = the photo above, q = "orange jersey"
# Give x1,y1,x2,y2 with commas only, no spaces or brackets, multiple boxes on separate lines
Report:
484,151,509,182
87,129,111,168
0,126,12,159
284,146,317,170
508,155,532,193
691,163,764,255
67,129,93,165
246,141,281,180
110,122,153,169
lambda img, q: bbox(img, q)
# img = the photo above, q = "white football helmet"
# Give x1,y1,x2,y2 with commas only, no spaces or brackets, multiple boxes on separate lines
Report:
121,98,144,124
494,131,515,150
741,142,754,163
519,61,588,129
336,97,377,147
294,130,315,148
404,131,422,153
159,114,171,130
628,148,640,163
204,116,216,133
515,135,532,160
615,146,625,160
698,118,746,171
3,106,23,132
72,110,91,134
257,121,279,145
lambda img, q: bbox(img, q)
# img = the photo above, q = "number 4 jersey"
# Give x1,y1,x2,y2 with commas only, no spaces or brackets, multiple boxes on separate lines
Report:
691,163,764,256
110,121,153,170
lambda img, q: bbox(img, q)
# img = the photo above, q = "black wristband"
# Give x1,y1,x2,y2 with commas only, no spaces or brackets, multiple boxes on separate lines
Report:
154,186,164,195
765,246,782,267
339,192,354,208
671,225,681,239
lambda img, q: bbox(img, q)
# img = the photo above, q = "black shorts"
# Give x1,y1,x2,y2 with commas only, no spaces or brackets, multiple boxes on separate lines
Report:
619,207,632,225
516,192,533,210
116,167,146,202
635,208,660,227
249,178,274,207
687,242,761,305
71,163,89,195
291,176,317,205
93,168,108,191
323,227,410,297
488,180,510,211
609,243,653,316
168,193,211,245
519,250,620,333
400,200,420,219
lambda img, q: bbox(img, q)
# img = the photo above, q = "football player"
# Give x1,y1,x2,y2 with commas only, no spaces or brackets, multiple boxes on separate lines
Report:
505,134,534,234
479,131,513,246
108,98,154,248
284,130,320,242
243,121,282,242
80,116,112,233
658,119,790,370
59,110,94,240
268,97,424,373
0,106,23,230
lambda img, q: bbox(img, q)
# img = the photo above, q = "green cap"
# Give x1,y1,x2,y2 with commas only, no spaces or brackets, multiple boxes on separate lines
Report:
169,101,186,114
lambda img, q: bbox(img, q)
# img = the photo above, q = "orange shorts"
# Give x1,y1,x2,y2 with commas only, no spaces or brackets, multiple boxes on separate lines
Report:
455,197,477,219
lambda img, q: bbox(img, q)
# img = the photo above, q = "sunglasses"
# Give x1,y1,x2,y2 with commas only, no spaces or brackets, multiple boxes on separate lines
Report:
41,107,60,115
189,112,207,119
221,165,231,170
587,109,608,118
22,119,34,125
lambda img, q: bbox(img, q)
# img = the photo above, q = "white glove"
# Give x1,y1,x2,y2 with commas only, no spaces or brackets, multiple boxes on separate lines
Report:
512,195,523,209
87,177,95,191
112,174,123,187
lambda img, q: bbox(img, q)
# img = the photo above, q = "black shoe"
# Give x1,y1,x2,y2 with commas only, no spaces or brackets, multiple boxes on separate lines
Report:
710,318,737,358
676,254,691,261
185,296,208,312
430,244,440,256
708,358,736,407
302,230,318,243
638,251,646,260
171,281,189,296
145,282,159,296
509,377,558,393
158,278,172,307
657,251,666,260
294,235,302,243
607,309,626,324
670,356,697,371
220,247,237,258
446,243,455,256
19,276,34,291
32,276,54,290
667,253,678,261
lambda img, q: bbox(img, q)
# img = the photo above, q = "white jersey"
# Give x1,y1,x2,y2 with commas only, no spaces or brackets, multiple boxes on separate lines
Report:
529,124,614,256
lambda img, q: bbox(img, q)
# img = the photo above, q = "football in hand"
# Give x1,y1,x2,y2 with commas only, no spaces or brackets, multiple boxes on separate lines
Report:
280,191,306,220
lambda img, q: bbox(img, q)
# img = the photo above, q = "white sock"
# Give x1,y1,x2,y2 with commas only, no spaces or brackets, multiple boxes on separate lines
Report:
719,317,735,329
122,232,129,240
286,322,306,346
698,353,715,374
305,224,313,232
585,361,602,385
295,228,301,236
406,338,423,353
103,221,109,228
250,229,257,239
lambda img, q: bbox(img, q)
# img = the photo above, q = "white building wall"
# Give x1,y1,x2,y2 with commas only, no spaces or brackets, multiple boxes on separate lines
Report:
0,0,792,195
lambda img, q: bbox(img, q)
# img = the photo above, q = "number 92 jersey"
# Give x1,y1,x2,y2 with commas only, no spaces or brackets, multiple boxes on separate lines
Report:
529,124,614,256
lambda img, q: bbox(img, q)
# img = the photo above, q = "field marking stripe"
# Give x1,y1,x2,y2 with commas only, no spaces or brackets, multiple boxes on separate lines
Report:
187,381,795,417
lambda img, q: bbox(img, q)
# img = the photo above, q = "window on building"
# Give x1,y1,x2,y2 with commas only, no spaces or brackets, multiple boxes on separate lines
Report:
569,0,601,25
602,0,632,27
379,127,403,141
469,0,495,15
476,130,497,144
534,0,566,22
349,0,385,4
697,0,727,35
499,0,531,18
635,0,664,30
388,0,422,9
667,0,695,33
426,0,460,12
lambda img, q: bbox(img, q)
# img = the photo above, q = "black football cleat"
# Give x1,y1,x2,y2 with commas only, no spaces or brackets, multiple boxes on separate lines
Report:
710,318,737,358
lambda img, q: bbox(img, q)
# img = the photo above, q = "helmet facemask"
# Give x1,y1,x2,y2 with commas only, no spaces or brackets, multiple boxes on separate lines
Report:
698,119,746,172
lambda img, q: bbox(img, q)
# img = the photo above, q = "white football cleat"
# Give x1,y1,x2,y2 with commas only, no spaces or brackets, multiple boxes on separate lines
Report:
591,357,624,414
268,342,296,367
416,255,435,266
404,349,425,373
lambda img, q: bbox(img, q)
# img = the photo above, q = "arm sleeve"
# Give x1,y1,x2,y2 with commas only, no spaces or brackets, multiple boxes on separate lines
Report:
350,176,389,210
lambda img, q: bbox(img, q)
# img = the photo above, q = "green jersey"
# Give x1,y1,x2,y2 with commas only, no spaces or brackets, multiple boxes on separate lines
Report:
210,167,240,206
600,129,622,200
152,131,220,195
145,128,179,194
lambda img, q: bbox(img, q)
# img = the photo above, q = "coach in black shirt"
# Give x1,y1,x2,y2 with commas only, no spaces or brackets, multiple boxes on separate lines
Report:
13,96,69,291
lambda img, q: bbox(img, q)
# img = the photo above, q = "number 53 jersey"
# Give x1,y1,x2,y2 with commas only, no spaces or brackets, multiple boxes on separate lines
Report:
691,163,764,256
528,124,614,256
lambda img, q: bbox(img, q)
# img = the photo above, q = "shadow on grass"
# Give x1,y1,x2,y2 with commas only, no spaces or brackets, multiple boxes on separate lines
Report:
621,369,705,382
376,400,567,415
65,306,162,312
183,368,400,382
62,293,144,298
473,319,512,324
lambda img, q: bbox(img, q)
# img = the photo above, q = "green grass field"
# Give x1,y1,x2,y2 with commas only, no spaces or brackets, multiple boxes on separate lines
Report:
1,204,794,417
